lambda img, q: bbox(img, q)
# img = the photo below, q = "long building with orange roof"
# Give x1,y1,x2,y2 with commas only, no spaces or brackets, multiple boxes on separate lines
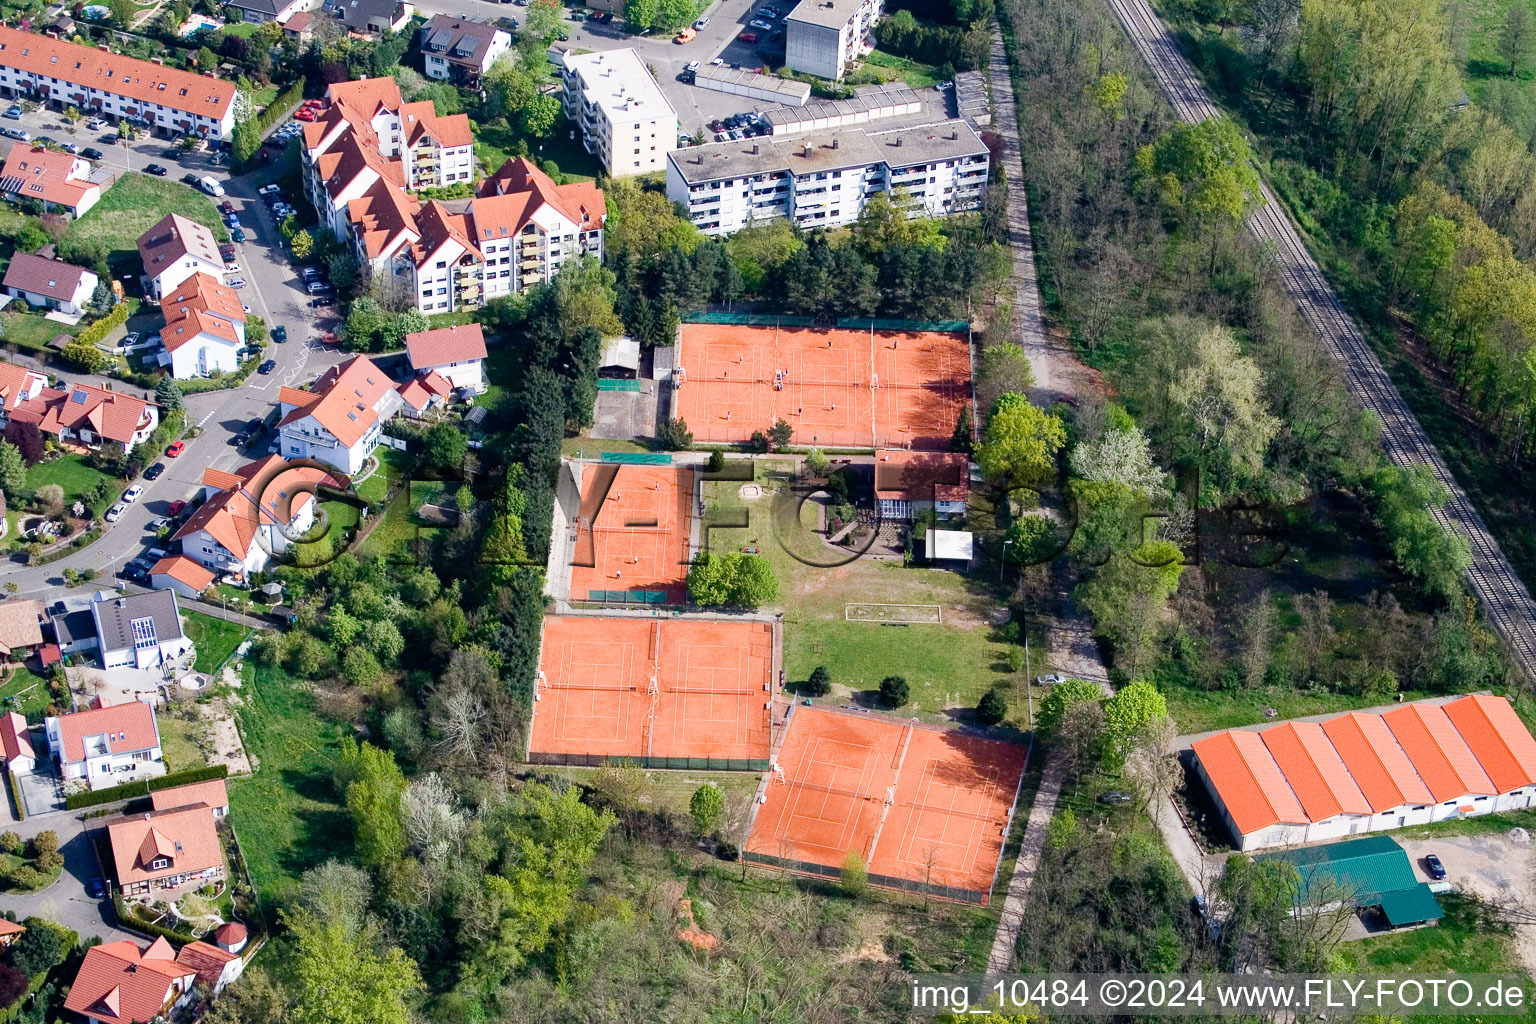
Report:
1192,695,1536,850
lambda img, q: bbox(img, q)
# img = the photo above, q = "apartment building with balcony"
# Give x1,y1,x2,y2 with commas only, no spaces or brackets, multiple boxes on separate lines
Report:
560,48,676,177
666,119,989,236
0,28,236,142
277,355,406,474
174,456,340,577
785,0,883,81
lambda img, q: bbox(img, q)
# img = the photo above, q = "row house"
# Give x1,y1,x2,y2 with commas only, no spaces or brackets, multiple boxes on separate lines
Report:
0,27,236,142
0,144,103,218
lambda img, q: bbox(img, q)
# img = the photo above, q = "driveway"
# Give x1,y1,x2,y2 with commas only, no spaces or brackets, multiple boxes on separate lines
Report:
16,768,63,819
1398,832,1536,973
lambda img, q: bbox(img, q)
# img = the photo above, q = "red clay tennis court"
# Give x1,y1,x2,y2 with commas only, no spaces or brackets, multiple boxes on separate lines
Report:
744,707,1027,904
529,615,775,769
568,464,695,603
673,322,972,450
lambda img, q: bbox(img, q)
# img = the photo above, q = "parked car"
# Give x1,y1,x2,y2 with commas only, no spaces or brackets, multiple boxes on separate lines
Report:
147,517,169,532
305,280,333,295
222,263,241,274
750,19,773,29
57,141,79,154
105,503,126,523
693,15,709,27
294,108,316,121
219,200,236,215
3,106,21,120
686,60,701,72
272,325,287,343
311,296,334,308
1035,674,1067,686
167,499,187,516
1098,790,1133,805
144,163,168,176
1424,854,1447,880
119,564,147,583
87,876,107,899
85,117,106,130
224,213,241,229
259,184,281,197
144,462,165,481
122,485,144,503
81,147,104,160
33,137,55,150
228,277,247,289
181,173,201,186
675,26,695,42
259,359,277,375
199,176,225,197
1,128,31,141
166,440,186,457
231,228,246,243
737,31,757,42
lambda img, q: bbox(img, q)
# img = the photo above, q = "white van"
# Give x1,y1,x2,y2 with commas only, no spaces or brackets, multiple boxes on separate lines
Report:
199,176,225,197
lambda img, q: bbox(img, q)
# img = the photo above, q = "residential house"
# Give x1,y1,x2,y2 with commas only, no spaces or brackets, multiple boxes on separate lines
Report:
0,599,44,663
173,456,339,575
136,213,225,300
282,10,316,40
159,273,247,379
469,157,605,301
148,555,215,600
10,382,158,455
331,0,414,36
0,143,103,218
175,940,243,994
405,323,487,394
873,450,969,521
560,49,677,177
785,0,883,80
223,0,312,23
89,590,191,671
396,370,451,419
0,27,238,142
106,804,224,896
418,15,512,87
151,777,229,818
45,699,163,789
0,360,49,423
2,251,98,313
65,938,197,1024
50,604,99,656
0,712,34,775
277,358,407,473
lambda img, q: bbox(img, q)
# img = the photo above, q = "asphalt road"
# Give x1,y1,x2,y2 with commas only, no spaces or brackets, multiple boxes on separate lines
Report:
0,109,349,597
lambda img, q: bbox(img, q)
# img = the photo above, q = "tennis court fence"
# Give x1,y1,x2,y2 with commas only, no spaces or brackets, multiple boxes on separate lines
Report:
581,590,670,604
599,452,673,464
739,850,990,905
528,752,770,771
683,313,970,333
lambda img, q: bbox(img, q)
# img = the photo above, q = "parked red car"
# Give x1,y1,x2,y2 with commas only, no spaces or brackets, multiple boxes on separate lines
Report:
167,500,187,516
294,108,316,122
165,440,185,457
738,31,758,42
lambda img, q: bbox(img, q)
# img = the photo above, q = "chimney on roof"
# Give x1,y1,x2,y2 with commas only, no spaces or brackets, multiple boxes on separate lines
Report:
950,129,958,140
832,137,838,149
751,143,758,154
803,142,811,157
893,137,902,147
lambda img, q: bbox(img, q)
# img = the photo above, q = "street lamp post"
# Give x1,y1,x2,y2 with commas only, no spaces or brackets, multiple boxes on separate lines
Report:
999,538,1011,581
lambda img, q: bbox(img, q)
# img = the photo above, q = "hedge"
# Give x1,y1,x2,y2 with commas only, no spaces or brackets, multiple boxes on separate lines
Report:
64,764,229,810
73,302,130,350
254,78,305,136
5,773,21,823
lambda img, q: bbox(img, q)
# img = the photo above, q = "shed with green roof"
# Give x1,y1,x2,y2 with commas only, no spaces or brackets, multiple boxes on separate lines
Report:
1255,835,1444,928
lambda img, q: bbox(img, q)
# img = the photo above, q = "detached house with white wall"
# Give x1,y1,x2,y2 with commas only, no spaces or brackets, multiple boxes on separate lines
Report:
2,251,98,314
419,15,511,87
159,273,246,380
278,356,406,474
405,323,487,394
90,590,191,671
10,382,157,455
46,698,163,789
137,213,225,300
173,456,339,577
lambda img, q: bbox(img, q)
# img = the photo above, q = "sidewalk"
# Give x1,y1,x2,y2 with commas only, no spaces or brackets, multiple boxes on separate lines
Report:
988,750,1064,973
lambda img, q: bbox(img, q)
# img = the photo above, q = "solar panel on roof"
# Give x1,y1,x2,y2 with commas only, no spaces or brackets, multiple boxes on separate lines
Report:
454,34,480,56
70,389,87,404
428,28,452,50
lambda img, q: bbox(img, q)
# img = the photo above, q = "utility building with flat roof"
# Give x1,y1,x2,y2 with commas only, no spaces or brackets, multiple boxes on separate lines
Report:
785,0,883,80
1191,695,1536,850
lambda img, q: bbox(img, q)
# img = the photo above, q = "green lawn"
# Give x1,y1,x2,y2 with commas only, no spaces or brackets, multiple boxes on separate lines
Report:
357,475,450,562
228,662,351,907
67,172,230,271
157,712,210,771
25,454,114,515
1343,893,1520,994
862,49,944,88
699,462,1042,725
356,447,412,505
1162,685,1441,735
1,311,80,352
182,610,249,675
472,119,599,183
0,664,50,719
222,20,258,37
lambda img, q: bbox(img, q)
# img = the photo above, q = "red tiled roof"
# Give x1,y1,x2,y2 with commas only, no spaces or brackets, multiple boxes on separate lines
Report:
1191,729,1308,836
63,939,197,1024
475,157,605,232
175,941,237,991
284,10,313,31
1382,703,1497,802
0,599,43,655
172,455,336,559
107,804,223,887
151,778,228,813
0,919,23,940
410,199,479,267
0,145,95,210
0,27,236,121
160,273,246,330
136,213,223,280
0,360,47,412
325,76,403,117
1443,694,1536,793
149,555,215,593
1259,721,1370,820
0,711,32,763
276,355,396,448
346,177,420,260
161,309,239,353
53,701,158,763
2,251,90,301
405,323,486,370
401,101,472,150
873,450,969,502
12,382,155,447
213,922,246,946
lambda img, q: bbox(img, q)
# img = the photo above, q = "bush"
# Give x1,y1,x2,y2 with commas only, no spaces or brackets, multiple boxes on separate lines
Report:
804,665,831,696
976,687,1007,726
26,832,55,859
656,417,693,450
8,920,63,978
0,833,19,856
0,962,24,1009
878,675,909,707
706,449,725,473
5,867,43,891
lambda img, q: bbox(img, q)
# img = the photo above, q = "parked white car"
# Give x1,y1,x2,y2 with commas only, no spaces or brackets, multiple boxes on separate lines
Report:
122,485,144,503
105,503,126,523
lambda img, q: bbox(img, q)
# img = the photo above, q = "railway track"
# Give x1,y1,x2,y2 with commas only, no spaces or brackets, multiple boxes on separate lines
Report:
1103,0,1536,678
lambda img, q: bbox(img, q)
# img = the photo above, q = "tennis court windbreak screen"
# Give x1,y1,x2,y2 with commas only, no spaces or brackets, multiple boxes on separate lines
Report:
599,452,673,464
527,752,771,771
739,851,991,905
681,313,972,333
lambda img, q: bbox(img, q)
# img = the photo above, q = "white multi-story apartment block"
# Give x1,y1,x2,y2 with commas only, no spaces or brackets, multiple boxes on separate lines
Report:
785,0,883,81
666,120,989,236
560,48,677,178
0,28,236,142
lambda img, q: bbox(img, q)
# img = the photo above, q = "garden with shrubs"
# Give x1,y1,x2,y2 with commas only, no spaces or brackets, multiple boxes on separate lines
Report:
0,832,61,894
